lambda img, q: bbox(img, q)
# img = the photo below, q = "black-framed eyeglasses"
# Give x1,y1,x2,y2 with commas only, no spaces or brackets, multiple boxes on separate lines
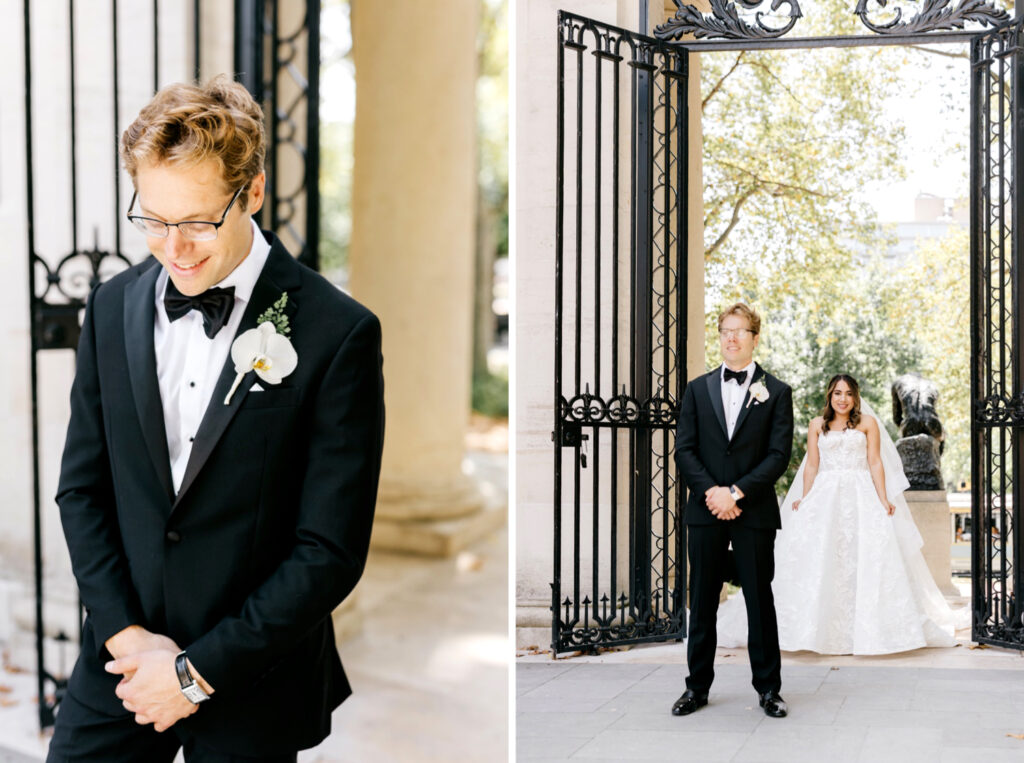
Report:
126,186,243,241
719,328,756,339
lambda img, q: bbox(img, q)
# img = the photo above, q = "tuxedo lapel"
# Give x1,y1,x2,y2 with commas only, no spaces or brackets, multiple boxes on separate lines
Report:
124,260,175,502
172,237,303,512
705,369,728,439
729,363,763,443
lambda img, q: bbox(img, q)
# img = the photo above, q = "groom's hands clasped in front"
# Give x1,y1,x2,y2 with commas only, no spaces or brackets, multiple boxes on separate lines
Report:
103,625,213,732
705,485,743,520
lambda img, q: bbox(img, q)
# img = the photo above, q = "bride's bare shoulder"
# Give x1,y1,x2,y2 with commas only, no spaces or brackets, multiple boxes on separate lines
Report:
808,416,824,434
857,415,878,434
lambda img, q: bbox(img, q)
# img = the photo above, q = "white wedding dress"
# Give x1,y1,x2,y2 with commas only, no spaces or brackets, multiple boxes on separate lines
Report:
716,404,964,655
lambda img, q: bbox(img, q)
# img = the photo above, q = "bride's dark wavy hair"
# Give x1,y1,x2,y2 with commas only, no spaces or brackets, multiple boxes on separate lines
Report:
821,374,862,435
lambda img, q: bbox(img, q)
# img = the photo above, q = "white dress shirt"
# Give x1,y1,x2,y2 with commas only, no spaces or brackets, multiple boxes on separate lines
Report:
720,360,756,440
154,218,271,494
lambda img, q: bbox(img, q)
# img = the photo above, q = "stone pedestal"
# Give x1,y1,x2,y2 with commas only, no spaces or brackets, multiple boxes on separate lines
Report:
515,602,552,651
905,490,958,597
896,434,943,490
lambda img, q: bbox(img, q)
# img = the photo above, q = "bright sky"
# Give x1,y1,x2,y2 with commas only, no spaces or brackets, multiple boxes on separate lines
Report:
862,45,971,222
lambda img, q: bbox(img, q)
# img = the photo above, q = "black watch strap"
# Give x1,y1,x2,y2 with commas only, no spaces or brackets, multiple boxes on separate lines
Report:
174,651,191,687
175,651,210,704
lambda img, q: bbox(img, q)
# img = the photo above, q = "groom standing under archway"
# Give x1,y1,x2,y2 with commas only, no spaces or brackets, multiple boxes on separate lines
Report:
672,303,793,719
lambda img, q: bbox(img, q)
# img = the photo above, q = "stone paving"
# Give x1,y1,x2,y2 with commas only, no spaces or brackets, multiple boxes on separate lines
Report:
516,635,1024,762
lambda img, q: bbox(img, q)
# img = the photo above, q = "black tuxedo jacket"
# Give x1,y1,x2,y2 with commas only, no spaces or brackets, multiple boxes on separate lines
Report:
674,364,793,529
56,231,385,755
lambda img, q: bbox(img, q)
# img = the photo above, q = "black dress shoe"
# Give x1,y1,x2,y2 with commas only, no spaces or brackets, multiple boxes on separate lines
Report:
671,689,708,716
758,690,787,718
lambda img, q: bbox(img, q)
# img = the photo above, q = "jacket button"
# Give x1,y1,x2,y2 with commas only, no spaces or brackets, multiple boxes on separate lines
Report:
166,530,182,543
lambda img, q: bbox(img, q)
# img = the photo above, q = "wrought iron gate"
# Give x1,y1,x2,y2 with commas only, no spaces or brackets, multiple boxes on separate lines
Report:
552,12,690,653
970,17,1024,650
22,0,321,727
553,1,1024,655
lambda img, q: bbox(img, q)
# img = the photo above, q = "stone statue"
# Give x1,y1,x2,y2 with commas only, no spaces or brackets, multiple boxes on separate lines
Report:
891,373,944,490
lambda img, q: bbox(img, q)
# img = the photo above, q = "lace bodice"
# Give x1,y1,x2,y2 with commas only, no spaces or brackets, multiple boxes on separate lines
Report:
817,428,869,473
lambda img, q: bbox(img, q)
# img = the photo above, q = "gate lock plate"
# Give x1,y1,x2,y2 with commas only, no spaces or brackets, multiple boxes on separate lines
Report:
553,423,589,448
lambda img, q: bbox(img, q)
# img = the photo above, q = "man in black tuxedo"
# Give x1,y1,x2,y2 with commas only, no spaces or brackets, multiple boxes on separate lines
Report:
48,77,384,762
671,303,793,719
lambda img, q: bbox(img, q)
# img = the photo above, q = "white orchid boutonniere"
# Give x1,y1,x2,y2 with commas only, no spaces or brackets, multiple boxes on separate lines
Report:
746,379,769,409
224,292,297,405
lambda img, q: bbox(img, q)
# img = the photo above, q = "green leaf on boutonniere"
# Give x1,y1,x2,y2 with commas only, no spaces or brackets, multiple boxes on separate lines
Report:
257,292,291,336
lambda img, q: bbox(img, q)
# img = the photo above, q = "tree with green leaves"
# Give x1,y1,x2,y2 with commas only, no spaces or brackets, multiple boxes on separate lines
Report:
697,1,973,491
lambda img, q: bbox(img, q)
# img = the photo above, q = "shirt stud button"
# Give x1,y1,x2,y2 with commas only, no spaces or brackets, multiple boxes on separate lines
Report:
189,381,196,388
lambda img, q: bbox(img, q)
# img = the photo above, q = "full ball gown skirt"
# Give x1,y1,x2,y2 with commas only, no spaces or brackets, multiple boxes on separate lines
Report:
716,428,960,655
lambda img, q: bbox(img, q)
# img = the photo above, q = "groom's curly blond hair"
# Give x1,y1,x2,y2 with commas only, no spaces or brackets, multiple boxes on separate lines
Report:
120,74,265,210
717,302,761,334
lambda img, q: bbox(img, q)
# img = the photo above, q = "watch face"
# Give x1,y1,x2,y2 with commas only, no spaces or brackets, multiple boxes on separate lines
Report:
182,683,209,704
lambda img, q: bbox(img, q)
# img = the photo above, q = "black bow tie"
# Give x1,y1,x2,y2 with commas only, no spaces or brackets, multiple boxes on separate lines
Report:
164,281,236,339
724,368,747,385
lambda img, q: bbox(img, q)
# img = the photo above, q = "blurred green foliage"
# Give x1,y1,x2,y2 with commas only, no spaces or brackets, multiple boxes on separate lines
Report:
473,368,509,419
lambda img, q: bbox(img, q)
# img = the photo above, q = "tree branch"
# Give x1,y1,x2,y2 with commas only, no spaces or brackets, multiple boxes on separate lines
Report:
717,159,835,199
911,45,969,61
706,185,758,259
739,58,810,110
702,52,745,111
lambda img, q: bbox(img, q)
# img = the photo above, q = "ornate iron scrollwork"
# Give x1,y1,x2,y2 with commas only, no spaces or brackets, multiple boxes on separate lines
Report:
656,0,803,41
553,591,685,652
656,0,1008,41
976,392,1024,427
558,391,678,427
854,0,1009,35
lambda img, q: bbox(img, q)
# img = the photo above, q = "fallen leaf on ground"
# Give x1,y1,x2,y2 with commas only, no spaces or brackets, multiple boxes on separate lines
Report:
0,685,13,694
517,645,552,657
455,552,484,573
830,666,840,671
968,643,989,650
0,699,16,707
1007,734,1024,740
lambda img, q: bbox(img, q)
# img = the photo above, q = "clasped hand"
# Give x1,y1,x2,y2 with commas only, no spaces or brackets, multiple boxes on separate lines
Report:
705,486,741,520
104,626,199,732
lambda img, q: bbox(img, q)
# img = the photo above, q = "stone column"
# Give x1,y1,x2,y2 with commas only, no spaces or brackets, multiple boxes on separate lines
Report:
905,491,959,597
349,0,501,556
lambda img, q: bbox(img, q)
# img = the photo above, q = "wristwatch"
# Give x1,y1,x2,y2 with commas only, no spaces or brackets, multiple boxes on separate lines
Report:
174,651,210,704
729,485,741,503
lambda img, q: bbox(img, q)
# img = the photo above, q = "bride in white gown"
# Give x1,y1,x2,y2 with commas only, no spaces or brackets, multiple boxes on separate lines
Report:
716,373,964,655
